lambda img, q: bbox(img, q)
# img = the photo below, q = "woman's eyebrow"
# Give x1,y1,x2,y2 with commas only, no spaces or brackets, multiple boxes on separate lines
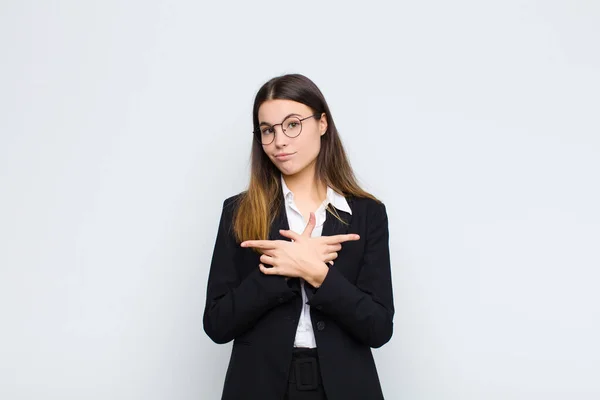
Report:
259,113,302,126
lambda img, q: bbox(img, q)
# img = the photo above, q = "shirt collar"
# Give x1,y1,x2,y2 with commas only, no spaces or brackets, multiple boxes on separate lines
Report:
280,175,352,215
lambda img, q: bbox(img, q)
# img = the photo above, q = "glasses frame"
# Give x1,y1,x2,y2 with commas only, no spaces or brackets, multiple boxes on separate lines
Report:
254,113,322,145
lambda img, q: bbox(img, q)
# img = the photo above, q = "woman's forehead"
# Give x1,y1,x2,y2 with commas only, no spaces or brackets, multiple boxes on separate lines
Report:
258,99,311,123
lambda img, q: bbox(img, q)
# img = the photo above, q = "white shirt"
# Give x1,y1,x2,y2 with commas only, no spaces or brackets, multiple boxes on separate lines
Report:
280,175,352,348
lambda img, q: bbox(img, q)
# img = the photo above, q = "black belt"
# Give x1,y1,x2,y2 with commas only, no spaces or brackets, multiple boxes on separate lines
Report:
288,348,322,391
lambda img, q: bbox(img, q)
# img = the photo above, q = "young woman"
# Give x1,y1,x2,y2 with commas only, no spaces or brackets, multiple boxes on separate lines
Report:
203,74,394,400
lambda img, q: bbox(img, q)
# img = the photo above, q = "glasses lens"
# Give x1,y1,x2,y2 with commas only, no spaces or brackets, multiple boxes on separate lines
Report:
260,126,275,145
283,117,302,138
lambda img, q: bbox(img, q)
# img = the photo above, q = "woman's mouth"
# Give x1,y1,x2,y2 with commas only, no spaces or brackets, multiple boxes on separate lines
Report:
274,152,296,161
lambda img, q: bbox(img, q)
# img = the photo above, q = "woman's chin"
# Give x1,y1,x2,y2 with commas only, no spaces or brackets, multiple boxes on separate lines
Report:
278,168,297,177
275,164,299,176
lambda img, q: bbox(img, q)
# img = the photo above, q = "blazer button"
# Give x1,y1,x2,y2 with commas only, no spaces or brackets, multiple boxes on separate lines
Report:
277,296,285,303
316,321,325,331
315,305,323,310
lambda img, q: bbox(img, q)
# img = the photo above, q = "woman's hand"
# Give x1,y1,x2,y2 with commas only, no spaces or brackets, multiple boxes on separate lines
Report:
240,213,360,287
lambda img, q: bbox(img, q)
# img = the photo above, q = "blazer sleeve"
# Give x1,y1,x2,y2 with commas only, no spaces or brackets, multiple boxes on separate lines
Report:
306,201,394,348
203,197,297,344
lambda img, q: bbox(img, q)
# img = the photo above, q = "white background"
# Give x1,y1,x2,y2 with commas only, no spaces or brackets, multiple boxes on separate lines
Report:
1,1,599,399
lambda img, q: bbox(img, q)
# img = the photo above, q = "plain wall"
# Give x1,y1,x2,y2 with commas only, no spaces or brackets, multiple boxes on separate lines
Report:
1,1,599,399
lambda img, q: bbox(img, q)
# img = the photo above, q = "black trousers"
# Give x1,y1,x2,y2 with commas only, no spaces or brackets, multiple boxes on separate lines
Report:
284,348,327,400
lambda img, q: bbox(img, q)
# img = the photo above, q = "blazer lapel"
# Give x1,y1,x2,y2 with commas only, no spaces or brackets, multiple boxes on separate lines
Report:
268,195,290,241
321,201,353,238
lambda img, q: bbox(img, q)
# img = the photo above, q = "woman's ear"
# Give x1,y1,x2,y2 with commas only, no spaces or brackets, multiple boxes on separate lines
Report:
319,113,328,136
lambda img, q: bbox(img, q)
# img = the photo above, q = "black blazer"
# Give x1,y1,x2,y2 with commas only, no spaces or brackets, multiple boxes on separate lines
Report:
203,192,394,400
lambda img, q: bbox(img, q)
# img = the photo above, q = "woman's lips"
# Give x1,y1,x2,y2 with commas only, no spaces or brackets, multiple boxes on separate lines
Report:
274,152,296,161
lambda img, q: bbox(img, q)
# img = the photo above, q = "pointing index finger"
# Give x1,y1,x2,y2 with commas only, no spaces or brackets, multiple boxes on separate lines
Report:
323,233,360,244
240,240,278,249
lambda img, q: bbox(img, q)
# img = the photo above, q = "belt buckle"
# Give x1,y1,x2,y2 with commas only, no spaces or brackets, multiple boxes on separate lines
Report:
294,358,319,391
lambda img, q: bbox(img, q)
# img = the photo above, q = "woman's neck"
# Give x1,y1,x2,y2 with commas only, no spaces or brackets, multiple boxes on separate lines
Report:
282,166,327,204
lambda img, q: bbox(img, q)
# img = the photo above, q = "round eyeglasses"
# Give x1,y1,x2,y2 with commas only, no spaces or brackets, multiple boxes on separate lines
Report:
254,114,321,145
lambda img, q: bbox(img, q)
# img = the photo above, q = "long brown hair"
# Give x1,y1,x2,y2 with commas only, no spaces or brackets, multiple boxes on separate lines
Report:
233,74,379,243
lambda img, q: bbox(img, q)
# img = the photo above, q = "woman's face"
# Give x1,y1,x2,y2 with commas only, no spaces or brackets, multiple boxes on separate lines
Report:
257,99,327,177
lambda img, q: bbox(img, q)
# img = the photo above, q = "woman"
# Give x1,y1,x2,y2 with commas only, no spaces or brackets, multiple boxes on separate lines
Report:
203,74,394,400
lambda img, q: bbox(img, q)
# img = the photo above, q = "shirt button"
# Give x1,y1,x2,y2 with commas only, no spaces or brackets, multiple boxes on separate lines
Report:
316,321,325,331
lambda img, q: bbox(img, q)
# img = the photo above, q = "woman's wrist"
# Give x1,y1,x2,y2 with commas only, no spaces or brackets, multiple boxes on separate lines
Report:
306,262,329,288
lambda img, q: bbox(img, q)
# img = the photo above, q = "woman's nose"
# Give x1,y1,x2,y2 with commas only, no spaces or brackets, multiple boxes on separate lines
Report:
273,126,288,147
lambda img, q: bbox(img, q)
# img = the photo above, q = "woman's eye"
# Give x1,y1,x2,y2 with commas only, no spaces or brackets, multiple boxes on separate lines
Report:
288,122,298,128
262,128,273,135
